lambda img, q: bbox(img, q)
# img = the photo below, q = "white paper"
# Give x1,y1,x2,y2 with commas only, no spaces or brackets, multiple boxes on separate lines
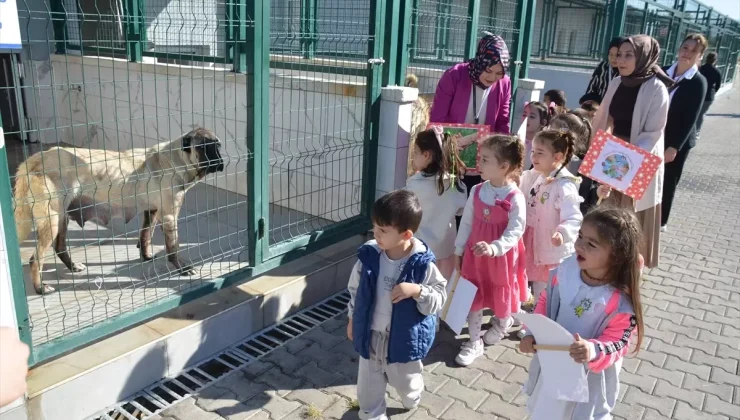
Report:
0,0,23,50
516,119,527,140
515,313,589,404
441,270,477,335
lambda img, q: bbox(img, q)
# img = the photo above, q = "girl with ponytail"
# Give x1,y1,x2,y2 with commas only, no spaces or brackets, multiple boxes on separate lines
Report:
406,126,468,280
519,129,584,310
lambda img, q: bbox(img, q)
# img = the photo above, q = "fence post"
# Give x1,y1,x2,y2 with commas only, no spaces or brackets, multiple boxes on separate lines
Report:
0,116,35,366
381,0,404,86
246,0,270,264
409,0,419,62
123,0,146,62
49,0,67,54
464,0,481,59
519,0,536,79
301,0,317,59
363,0,386,217
395,0,413,84
229,0,248,73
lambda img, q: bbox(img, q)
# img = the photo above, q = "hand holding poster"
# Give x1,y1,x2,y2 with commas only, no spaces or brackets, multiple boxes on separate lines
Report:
425,123,489,172
578,130,662,200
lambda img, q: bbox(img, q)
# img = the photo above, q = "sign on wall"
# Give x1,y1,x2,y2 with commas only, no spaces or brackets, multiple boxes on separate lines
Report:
0,0,22,50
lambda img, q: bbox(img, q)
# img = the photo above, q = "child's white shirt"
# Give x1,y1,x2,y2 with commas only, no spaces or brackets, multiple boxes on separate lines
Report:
406,173,467,259
454,182,526,257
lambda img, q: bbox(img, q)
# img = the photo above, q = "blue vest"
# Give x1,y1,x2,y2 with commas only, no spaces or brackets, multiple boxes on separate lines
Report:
351,242,437,363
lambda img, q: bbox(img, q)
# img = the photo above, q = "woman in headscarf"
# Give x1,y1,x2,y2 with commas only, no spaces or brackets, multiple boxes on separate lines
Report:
430,33,512,195
579,36,627,105
591,35,673,268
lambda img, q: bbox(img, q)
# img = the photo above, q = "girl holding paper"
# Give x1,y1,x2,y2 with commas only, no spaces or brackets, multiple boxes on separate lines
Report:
591,35,672,268
453,135,527,367
519,207,645,420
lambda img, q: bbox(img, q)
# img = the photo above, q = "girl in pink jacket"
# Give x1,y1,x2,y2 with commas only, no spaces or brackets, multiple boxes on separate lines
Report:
519,207,645,420
519,129,583,306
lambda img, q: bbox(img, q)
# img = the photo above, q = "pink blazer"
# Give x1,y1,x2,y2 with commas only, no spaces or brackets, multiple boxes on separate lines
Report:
429,62,512,134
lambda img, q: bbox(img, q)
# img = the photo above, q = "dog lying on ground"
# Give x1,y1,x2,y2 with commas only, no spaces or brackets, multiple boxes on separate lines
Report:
13,127,225,295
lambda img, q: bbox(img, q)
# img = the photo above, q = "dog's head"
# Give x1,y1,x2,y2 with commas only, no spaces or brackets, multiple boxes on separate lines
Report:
182,128,225,175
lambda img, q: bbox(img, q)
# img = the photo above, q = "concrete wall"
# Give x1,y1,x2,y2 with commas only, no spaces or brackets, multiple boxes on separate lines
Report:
21,55,365,222
529,64,593,109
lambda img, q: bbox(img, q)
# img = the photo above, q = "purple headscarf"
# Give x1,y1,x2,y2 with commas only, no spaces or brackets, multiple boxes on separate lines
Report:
468,33,510,89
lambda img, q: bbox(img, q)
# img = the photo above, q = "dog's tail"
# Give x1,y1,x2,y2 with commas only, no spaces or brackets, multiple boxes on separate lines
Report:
13,155,59,243
405,74,419,88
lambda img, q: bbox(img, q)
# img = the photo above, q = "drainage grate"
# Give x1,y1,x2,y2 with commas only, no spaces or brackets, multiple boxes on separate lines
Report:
88,290,351,420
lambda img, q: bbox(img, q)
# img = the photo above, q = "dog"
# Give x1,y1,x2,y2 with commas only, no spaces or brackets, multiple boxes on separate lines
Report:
13,127,225,295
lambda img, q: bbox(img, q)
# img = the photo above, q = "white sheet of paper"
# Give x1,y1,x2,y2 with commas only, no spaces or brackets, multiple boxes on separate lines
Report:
515,313,589,403
442,270,477,335
516,119,527,140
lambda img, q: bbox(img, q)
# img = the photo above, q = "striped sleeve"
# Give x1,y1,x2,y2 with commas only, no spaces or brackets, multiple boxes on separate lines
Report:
587,313,637,373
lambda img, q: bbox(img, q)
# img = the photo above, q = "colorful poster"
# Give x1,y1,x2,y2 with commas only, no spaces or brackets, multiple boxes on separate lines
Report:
426,123,489,172
578,130,662,200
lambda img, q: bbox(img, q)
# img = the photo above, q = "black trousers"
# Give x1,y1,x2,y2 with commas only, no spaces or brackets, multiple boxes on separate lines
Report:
661,146,691,226
455,174,482,230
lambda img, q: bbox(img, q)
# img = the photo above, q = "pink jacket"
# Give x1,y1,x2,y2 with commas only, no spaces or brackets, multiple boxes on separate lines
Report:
534,276,636,373
520,168,583,266
429,62,512,134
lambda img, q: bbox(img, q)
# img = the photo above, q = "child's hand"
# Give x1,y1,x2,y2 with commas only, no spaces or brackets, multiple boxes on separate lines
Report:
519,335,536,354
391,283,422,303
551,232,564,247
570,333,593,363
597,185,611,200
347,320,353,340
472,241,494,257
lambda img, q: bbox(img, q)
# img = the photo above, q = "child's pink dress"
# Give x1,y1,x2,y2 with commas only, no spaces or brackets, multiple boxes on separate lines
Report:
461,188,527,319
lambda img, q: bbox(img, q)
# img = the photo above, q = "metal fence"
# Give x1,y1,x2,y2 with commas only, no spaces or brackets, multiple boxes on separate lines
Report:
533,0,740,74
3,0,383,365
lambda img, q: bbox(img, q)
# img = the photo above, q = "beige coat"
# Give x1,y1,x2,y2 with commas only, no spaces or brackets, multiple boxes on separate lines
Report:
591,76,670,212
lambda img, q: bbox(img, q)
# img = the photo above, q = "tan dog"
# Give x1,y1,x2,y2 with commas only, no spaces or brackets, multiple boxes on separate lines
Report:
13,127,224,294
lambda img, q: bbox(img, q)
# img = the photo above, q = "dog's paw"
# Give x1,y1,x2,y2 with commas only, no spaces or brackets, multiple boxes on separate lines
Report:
179,265,196,276
35,284,56,295
70,262,87,272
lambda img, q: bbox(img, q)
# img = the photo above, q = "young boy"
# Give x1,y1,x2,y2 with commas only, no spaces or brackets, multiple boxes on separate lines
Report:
347,190,447,420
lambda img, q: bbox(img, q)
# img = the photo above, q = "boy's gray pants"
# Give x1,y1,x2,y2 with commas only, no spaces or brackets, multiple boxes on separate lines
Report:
357,330,424,420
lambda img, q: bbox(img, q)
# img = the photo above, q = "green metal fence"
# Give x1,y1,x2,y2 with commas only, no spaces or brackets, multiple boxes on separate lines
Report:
4,0,385,366
533,0,740,75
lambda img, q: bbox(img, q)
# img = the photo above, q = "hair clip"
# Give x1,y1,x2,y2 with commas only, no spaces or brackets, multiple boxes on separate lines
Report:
431,125,444,150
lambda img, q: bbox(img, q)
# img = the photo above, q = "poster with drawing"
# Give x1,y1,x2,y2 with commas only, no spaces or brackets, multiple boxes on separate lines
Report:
426,123,489,173
578,130,662,200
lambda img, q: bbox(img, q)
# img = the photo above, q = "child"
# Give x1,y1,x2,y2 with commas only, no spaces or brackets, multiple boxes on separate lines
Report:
407,126,467,279
549,112,599,214
519,129,583,313
454,135,527,366
522,101,551,171
347,190,447,420
544,89,568,115
578,101,599,121
519,207,645,420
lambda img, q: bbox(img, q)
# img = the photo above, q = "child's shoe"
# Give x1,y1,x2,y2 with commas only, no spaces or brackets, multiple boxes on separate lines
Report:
517,328,528,339
455,339,484,366
483,316,514,345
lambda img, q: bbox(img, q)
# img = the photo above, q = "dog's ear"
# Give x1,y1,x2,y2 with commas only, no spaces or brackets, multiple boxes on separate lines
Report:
182,132,193,153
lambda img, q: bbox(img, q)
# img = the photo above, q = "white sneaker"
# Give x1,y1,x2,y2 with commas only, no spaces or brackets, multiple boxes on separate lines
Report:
483,316,515,345
455,340,484,366
517,328,528,339
660,225,667,232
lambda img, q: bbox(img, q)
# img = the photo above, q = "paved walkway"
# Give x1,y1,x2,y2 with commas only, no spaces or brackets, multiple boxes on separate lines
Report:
154,86,740,420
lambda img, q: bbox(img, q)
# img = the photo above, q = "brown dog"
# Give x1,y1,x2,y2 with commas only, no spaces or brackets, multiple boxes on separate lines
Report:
13,127,224,294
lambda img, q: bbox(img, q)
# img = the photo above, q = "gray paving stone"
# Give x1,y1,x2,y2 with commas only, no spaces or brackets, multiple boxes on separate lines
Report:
648,338,693,361
635,360,684,385
322,397,355,419
262,348,305,374
283,337,313,354
612,402,646,420
421,371,448,393
664,355,711,381
284,388,338,411
417,391,454,416
624,387,676,417
472,373,521,402
293,361,342,387
302,327,346,349
437,380,490,410
690,351,738,374
704,394,740,418
674,401,730,420
682,373,734,402
439,401,489,420
254,367,306,396
710,366,740,386
619,370,657,394
654,379,705,410
672,332,718,355
477,394,526,419
160,398,224,420
429,363,483,387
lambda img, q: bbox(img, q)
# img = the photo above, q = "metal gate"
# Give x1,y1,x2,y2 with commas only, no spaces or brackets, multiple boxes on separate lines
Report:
0,0,384,365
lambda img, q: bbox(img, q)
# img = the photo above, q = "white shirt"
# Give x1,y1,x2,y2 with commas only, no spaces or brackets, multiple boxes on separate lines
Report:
666,62,698,101
465,86,490,125
371,247,412,331
455,182,526,257
406,173,467,259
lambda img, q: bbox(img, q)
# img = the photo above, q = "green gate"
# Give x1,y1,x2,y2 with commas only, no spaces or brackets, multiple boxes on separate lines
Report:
2,0,386,366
